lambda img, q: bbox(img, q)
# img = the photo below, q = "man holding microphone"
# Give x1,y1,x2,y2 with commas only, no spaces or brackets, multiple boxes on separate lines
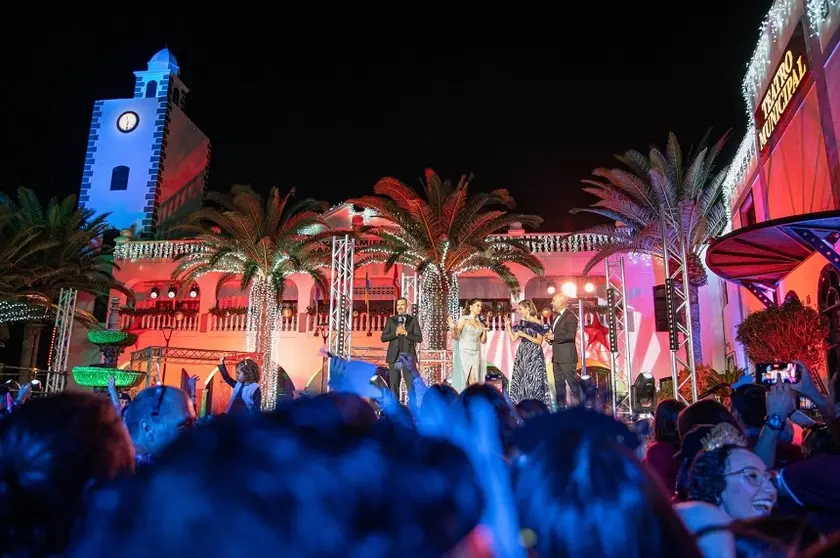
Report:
381,297,423,398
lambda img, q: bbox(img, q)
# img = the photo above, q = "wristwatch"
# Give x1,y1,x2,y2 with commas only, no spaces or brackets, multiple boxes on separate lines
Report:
764,414,785,431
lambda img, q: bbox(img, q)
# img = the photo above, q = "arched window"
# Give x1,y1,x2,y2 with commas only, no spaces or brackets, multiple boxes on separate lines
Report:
172,88,181,105
110,166,130,191
145,80,157,98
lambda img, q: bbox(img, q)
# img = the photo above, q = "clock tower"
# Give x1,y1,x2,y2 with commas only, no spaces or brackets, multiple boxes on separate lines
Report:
78,48,211,238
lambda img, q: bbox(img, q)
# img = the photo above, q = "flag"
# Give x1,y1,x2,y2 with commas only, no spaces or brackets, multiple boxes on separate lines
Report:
364,272,370,306
392,266,401,299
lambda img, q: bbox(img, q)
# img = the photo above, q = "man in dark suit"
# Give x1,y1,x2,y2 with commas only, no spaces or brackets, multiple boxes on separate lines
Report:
545,293,579,408
381,297,423,397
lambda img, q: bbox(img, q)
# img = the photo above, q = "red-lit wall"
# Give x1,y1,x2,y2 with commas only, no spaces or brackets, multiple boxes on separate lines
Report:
156,106,210,238
762,86,835,219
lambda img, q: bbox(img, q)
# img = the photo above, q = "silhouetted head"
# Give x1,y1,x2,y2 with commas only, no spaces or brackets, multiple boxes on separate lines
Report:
0,393,134,556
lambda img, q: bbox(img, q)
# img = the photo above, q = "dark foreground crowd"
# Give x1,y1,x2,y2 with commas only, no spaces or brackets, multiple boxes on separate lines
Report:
1,354,839,557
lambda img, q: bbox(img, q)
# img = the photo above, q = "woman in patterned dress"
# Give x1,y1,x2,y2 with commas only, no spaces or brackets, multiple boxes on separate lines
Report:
505,299,551,406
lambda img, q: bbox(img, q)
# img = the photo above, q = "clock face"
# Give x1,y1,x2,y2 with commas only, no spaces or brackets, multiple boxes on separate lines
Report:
116,111,139,133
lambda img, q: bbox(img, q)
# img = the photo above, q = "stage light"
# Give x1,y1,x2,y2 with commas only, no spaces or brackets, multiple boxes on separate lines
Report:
188,285,200,298
561,281,577,298
546,283,556,295
149,287,160,299
167,286,177,299
584,281,595,293
632,371,656,415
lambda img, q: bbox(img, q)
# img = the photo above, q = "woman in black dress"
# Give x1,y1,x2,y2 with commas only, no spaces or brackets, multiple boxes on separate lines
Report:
505,299,551,407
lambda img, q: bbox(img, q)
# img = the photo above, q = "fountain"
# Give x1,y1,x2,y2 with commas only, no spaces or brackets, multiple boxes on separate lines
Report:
71,330,144,388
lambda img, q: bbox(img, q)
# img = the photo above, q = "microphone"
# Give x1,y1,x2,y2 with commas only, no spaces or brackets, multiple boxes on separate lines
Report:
397,315,406,325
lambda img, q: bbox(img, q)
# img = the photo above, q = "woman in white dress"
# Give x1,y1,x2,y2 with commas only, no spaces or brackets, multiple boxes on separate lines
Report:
448,298,488,392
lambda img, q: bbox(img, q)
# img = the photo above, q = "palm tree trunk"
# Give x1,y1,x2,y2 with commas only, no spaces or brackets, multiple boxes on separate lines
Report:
247,278,279,411
19,323,44,382
422,273,448,351
688,283,703,367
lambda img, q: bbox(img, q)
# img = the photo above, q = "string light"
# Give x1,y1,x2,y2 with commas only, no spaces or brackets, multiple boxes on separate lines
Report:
742,0,798,119
0,301,49,324
245,278,280,411
722,130,757,220
806,0,839,35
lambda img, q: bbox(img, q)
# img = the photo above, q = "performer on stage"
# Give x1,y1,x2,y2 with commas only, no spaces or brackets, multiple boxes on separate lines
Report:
381,297,423,397
545,293,580,408
448,298,487,392
505,299,551,407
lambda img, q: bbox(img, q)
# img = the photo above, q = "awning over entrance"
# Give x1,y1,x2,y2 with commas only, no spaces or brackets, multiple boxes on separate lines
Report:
706,210,840,307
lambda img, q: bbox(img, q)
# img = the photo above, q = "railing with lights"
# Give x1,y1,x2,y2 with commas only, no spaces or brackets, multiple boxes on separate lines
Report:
114,239,206,262
114,233,612,263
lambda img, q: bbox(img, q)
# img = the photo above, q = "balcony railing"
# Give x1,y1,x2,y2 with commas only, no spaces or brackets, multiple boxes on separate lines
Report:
487,233,609,253
114,233,610,263
118,310,517,334
114,239,207,262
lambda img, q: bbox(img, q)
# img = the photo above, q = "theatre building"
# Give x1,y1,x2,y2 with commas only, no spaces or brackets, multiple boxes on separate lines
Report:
707,0,840,377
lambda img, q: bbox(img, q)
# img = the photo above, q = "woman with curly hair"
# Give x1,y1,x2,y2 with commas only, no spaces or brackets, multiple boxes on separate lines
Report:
218,357,261,415
686,439,777,520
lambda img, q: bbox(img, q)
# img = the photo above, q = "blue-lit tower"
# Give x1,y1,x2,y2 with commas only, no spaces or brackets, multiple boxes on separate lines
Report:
78,48,210,238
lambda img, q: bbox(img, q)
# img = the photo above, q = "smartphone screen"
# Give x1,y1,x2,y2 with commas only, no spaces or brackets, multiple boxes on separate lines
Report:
755,362,800,385
799,396,817,410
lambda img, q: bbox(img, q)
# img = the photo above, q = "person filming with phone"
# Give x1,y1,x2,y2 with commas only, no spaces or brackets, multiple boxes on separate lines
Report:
381,297,423,398
748,361,840,534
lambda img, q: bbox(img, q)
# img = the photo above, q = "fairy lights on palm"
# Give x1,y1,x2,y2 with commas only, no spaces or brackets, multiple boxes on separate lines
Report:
172,185,331,411
348,169,544,352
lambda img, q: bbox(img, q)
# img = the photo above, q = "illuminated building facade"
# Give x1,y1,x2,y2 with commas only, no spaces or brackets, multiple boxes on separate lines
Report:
708,0,840,374
68,49,718,399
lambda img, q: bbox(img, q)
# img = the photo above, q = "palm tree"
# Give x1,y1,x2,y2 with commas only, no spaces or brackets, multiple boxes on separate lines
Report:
0,188,127,327
570,132,730,363
348,169,544,352
172,185,330,410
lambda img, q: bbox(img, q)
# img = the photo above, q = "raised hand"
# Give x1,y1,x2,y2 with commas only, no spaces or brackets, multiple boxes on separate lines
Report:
767,375,797,419
416,390,523,557
447,316,456,329
187,374,200,397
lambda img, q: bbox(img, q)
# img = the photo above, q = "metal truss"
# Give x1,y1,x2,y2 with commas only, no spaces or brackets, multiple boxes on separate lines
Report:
605,257,633,419
742,281,778,308
129,346,256,388
327,234,355,388
400,271,421,318
419,348,452,387
46,288,78,393
350,345,387,366
661,205,698,404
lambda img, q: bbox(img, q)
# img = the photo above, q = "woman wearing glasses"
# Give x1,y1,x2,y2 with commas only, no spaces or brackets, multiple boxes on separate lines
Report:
685,426,777,519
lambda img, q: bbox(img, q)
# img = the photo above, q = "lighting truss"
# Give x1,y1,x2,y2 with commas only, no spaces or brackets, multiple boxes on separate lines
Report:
605,257,633,419
327,234,355,388
400,271,421,319
46,288,78,393
128,346,256,388
660,205,698,404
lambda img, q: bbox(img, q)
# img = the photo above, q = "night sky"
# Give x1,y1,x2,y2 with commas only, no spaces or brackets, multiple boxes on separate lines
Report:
2,6,771,232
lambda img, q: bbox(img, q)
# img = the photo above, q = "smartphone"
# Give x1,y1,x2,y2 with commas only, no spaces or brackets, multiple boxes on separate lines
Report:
755,362,801,385
799,397,817,410
790,410,817,428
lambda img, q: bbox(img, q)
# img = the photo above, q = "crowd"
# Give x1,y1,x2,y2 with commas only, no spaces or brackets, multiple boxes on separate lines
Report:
0,352,839,557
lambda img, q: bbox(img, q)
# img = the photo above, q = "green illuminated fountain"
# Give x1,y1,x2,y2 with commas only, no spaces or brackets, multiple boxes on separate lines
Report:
72,330,143,388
